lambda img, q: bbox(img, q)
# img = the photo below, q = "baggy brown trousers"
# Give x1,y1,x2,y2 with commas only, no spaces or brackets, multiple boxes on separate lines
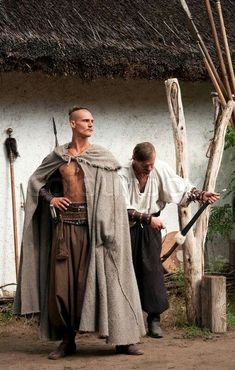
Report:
48,222,90,336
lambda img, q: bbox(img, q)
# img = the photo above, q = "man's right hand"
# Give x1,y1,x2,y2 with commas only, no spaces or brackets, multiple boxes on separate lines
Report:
150,217,165,231
50,197,71,211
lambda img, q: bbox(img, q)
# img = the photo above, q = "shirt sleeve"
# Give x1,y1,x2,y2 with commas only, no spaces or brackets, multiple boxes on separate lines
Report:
157,160,194,206
118,172,132,209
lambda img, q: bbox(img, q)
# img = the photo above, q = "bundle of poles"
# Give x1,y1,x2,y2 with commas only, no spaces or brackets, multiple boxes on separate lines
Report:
180,0,235,128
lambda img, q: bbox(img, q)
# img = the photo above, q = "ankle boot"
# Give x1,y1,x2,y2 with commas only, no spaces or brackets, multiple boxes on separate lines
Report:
147,313,163,338
115,344,144,355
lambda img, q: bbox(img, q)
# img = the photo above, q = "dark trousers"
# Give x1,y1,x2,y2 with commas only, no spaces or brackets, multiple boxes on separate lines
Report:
130,222,169,315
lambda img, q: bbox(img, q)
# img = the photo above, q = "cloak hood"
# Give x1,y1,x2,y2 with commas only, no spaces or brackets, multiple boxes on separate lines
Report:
54,143,121,171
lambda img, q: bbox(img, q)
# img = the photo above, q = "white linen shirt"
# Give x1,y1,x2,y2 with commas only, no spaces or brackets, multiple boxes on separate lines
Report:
119,159,193,214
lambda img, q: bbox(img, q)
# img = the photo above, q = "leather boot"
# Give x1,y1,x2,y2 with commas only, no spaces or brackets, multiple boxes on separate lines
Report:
115,344,144,355
147,314,163,338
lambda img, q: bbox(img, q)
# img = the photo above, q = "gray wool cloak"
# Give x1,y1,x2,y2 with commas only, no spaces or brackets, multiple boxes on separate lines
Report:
14,143,146,344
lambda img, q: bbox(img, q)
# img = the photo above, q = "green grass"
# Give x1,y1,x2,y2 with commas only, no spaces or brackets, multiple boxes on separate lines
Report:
0,302,13,324
182,324,212,339
227,297,235,327
171,269,185,293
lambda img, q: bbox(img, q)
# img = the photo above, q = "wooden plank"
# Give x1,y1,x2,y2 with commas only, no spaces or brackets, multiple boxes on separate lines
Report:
201,275,227,332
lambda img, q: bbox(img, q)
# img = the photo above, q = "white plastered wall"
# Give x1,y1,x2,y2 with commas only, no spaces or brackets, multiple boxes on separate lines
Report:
0,72,229,295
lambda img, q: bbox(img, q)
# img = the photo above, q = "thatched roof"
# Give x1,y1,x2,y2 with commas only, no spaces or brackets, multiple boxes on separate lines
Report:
0,0,234,80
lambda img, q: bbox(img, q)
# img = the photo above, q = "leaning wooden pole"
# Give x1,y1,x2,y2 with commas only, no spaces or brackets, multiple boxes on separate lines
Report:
216,0,235,94
165,78,202,323
198,43,227,108
4,128,20,278
180,0,227,97
195,100,235,273
204,0,232,100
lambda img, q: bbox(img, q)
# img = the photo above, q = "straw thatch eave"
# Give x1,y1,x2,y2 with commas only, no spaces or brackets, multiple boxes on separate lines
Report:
0,0,234,80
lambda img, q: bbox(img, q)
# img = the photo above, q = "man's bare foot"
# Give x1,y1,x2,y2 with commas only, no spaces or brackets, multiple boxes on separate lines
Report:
48,341,76,360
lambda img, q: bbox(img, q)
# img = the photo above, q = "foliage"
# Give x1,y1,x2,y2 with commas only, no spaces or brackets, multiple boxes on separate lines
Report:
0,302,13,324
207,126,235,243
227,297,235,327
223,125,235,220
171,268,185,294
207,255,228,274
182,324,212,339
207,204,233,242
224,126,235,150
223,170,235,204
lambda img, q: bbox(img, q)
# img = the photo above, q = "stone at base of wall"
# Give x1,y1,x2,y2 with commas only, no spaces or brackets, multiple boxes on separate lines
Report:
0,284,16,299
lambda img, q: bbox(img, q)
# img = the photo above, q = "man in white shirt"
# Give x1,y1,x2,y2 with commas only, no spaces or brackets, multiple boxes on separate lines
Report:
119,142,220,338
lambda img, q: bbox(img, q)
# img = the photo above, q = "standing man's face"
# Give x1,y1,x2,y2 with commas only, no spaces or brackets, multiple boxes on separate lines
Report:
133,153,156,175
70,109,94,138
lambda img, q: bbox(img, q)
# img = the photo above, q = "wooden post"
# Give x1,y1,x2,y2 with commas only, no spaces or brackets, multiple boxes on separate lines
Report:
165,78,202,323
201,275,227,332
165,79,234,326
195,100,235,274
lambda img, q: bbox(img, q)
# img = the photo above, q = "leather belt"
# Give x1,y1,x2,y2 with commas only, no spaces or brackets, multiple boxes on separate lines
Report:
58,203,88,226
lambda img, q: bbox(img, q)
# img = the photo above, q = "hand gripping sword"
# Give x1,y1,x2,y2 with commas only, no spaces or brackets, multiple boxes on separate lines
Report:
161,190,225,263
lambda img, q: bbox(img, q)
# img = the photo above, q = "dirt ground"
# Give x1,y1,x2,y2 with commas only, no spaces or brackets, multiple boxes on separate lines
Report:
1,317,235,370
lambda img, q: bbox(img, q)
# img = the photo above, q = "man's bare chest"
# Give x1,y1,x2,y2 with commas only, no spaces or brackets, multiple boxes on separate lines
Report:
59,161,84,180
137,176,149,193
